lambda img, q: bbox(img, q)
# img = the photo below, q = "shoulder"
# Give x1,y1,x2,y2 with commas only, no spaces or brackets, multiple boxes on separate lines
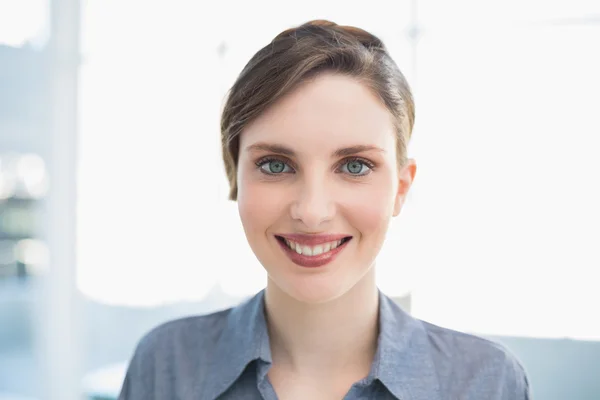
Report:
118,308,232,400
420,320,531,399
136,308,231,357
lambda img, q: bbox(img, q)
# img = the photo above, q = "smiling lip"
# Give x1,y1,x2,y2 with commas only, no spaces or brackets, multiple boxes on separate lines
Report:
275,233,352,268
276,233,350,245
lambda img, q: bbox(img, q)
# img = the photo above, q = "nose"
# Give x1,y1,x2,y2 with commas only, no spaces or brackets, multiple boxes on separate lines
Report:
290,176,336,230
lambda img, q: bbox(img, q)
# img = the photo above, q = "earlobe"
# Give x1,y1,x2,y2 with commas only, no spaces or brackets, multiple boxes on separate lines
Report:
392,195,404,217
392,159,417,217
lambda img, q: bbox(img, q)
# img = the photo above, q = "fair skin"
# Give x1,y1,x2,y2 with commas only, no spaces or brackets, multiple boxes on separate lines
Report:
236,73,416,399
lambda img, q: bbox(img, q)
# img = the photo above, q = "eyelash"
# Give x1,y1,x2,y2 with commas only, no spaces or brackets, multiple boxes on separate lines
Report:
254,156,376,177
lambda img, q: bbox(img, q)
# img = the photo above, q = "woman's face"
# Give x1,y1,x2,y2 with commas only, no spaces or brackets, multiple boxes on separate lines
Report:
237,73,416,304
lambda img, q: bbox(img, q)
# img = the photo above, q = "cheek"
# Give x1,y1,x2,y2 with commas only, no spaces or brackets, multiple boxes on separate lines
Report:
237,177,287,233
343,179,396,236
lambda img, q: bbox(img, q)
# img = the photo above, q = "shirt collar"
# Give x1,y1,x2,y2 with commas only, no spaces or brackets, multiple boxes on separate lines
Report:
371,291,442,400
206,290,271,400
206,289,442,400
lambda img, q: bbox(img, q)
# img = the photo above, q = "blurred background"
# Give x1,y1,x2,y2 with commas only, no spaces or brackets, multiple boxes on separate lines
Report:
0,0,599,399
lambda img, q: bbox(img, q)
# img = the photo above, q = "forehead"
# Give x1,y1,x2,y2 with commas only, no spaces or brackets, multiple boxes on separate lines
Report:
241,74,396,150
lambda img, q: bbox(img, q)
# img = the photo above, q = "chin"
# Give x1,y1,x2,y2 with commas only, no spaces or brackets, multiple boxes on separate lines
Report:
269,273,358,305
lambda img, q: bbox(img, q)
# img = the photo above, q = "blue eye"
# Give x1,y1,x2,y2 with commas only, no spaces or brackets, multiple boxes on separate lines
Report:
258,159,293,175
340,159,372,176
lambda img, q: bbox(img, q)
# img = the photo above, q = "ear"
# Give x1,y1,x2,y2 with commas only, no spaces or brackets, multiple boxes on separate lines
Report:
393,159,417,217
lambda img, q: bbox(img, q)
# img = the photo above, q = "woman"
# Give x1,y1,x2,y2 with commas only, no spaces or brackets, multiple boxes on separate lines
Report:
119,20,530,399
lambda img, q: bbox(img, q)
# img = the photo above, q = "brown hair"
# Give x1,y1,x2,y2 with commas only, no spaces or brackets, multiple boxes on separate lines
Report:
221,20,415,200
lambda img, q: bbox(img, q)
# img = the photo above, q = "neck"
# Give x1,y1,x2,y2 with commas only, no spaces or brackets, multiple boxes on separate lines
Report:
264,268,379,377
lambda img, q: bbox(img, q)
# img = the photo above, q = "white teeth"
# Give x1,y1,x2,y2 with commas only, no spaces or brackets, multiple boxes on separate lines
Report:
283,238,348,257
312,245,324,256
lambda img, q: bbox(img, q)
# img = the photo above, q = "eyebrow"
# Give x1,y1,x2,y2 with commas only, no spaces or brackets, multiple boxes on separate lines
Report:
245,142,385,158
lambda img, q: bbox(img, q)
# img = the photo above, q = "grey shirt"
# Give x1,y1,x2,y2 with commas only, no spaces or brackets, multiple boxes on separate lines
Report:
119,289,530,399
